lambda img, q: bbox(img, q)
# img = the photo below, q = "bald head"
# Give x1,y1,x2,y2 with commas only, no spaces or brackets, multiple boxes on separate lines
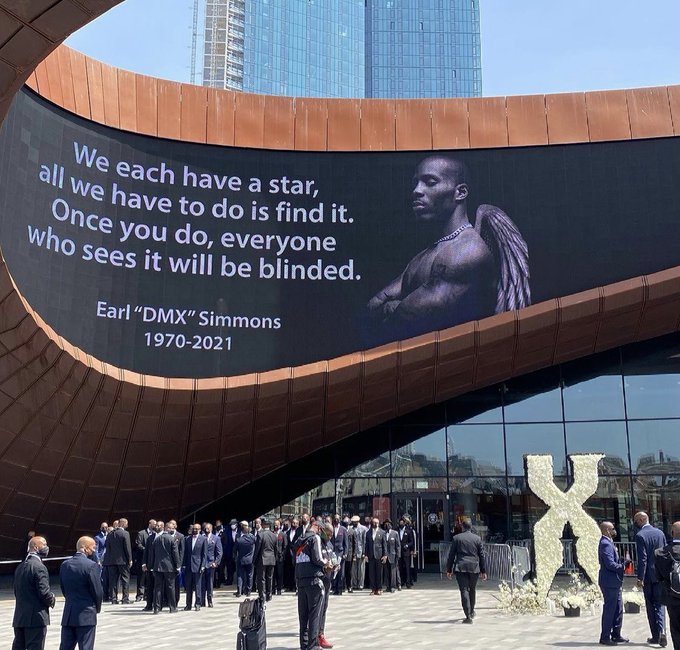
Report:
28,536,47,553
600,521,616,539
76,536,97,557
634,511,649,527
672,521,680,539
412,156,470,223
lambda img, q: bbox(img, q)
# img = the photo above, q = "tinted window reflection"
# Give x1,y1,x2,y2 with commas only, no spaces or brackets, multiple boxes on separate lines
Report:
504,423,566,476
584,476,635,541
507,476,567,540
391,427,447,476
503,368,563,423
565,422,630,474
448,386,503,424
447,424,506,476
633,475,680,533
450,477,508,543
337,478,391,521
563,376,625,421
624,339,680,418
628,420,680,474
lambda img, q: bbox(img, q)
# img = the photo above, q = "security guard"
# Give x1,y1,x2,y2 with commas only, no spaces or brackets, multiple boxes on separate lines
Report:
294,519,329,650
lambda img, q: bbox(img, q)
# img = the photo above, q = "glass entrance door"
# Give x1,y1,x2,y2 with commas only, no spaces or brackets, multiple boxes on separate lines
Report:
394,493,448,572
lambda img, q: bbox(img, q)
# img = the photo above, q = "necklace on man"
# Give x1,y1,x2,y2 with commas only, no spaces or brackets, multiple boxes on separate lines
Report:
434,223,472,245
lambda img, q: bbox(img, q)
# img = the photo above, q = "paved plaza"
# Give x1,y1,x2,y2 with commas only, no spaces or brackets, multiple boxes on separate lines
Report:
0,574,660,650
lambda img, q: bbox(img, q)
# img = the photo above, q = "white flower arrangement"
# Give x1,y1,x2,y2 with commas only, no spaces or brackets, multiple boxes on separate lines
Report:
526,453,603,599
497,580,550,615
622,588,645,606
552,571,603,613
560,594,586,609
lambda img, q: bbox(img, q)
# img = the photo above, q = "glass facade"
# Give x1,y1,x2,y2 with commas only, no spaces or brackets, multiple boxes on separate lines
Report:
196,0,481,98
257,334,680,569
365,0,481,98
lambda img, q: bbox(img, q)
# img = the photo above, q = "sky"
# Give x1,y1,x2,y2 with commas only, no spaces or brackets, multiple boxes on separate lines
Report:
64,0,680,97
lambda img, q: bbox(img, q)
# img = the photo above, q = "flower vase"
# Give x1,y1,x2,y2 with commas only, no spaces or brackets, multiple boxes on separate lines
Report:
624,603,640,614
563,606,581,617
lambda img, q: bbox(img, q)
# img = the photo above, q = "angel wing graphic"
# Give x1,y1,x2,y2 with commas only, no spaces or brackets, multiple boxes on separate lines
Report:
474,204,531,313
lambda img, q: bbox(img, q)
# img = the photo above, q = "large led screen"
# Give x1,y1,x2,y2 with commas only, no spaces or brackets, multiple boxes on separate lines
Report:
1,88,680,378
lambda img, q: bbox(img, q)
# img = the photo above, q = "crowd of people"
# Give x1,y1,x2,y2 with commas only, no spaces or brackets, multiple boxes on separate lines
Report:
598,512,680,648
11,512,423,650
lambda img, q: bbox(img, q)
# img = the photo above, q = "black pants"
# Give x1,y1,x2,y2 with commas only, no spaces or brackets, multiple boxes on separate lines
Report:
274,560,285,594
399,554,412,586
224,556,236,586
237,563,254,595
144,570,154,609
284,553,296,590
667,602,680,649
12,626,46,650
137,568,151,600
59,625,96,650
455,572,479,618
344,559,353,591
368,558,383,592
153,571,177,611
320,575,332,633
184,570,203,608
106,564,130,602
331,561,345,594
297,581,325,650
383,559,399,591
202,566,215,605
258,564,275,600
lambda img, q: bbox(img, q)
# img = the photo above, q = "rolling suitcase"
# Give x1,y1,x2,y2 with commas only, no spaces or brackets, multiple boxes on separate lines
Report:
236,597,267,650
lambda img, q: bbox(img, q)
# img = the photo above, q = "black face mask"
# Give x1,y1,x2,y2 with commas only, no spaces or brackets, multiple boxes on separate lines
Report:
352,523,358,528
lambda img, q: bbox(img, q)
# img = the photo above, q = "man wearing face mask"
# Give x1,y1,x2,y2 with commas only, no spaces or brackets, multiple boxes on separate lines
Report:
141,521,165,612
273,520,288,596
182,524,207,611
94,524,107,565
59,536,103,650
295,520,330,650
102,517,132,605
201,523,222,607
330,515,348,596
344,518,356,593
12,535,56,650
598,521,629,646
383,520,402,592
134,520,156,603
365,517,388,595
286,518,301,591
220,519,239,588
398,517,416,589
349,516,367,591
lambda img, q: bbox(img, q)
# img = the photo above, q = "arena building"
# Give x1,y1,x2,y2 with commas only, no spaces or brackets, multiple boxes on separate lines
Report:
0,1,679,571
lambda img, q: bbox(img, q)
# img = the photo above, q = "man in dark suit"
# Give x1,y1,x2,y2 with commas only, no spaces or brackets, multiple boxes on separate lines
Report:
255,521,278,601
285,518,301,591
59,536,103,650
234,523,256,597
398,517,416,589
273,519,288,596
365,517,387,595
344,519,356,593
12,535,56,650
182,523,207,611
147,522,181,614
141,520,164,611
634,511,668,646
655,521,680,650
446,519,486,623
102,517,132,604
201,523,222,607
598,521,628,645
134,519,155,602
219,518,239,587
330,514,349,595
383,520,402,592
167,520,184,603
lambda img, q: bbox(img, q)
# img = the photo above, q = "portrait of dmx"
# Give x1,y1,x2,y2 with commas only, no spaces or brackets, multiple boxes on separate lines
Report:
367,155,531,340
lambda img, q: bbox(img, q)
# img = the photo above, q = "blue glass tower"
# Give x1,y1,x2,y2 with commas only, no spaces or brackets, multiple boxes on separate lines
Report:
365,0,481,98
242,0,365,98
197,0,481,99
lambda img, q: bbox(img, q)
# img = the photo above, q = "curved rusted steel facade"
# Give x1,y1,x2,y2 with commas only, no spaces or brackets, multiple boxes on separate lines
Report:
1,0,680,556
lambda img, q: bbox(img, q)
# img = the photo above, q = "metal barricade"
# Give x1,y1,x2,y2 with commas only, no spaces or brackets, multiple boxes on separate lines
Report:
511,545,531,585
438,541,514,585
